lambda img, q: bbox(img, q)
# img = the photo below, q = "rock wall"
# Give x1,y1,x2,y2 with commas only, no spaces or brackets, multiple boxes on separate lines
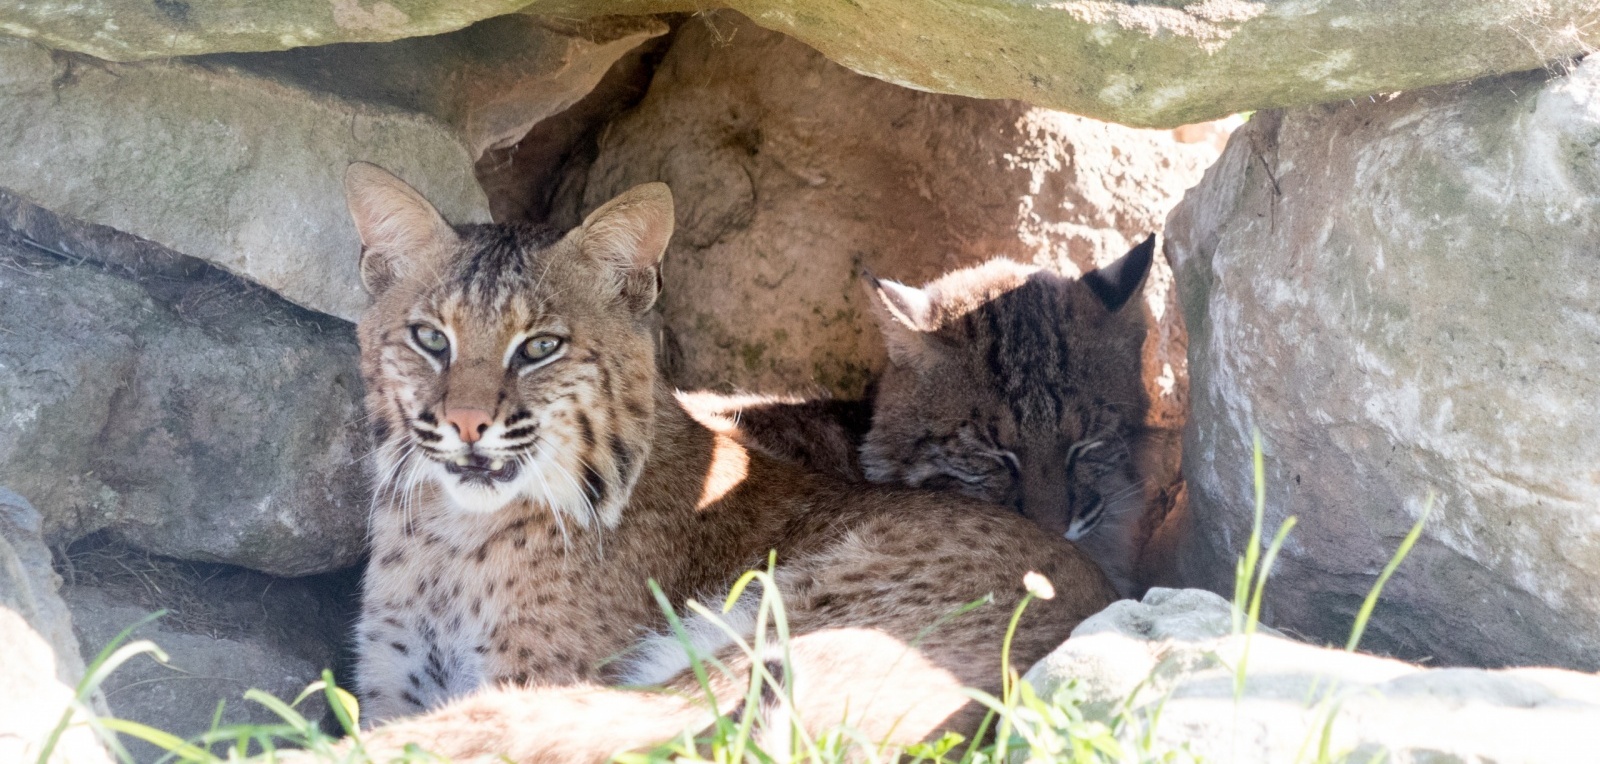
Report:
555,13,1217,438
0,17,659,320
1167,59,1600,669
0,37,488,321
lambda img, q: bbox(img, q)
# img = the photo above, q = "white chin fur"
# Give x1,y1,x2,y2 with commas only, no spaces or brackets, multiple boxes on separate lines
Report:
433,464,523,514
428,455,596,526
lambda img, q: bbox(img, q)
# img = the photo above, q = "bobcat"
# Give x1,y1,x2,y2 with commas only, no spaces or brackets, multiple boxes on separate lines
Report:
342,163,1114,759
690,243,1156,597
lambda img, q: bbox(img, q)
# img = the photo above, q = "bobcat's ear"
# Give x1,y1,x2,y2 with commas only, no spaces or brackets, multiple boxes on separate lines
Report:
1082,233,1156,312
861,270,937,367
579,182,674,314
343,162,460,295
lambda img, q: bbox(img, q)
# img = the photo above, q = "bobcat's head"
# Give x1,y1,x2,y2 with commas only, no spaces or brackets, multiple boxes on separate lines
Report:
344,163,671,528
859,238,1155,543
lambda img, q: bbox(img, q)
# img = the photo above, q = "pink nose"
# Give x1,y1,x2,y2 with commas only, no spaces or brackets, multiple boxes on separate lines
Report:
444,408,493,444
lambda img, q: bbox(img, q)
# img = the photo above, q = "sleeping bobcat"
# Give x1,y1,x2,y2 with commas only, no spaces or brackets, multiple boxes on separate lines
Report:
688,240,1156,597
342,163,1114,759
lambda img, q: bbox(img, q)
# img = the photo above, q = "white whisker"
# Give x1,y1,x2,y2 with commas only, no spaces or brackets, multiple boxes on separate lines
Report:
525,447,571,551
539,440,597,530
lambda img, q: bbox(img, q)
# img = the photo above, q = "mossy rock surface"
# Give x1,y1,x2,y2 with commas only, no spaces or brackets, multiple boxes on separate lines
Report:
4,1,1597,126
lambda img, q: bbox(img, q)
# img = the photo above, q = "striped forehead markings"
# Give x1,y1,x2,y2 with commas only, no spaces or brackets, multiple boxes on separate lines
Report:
980,281,1077,427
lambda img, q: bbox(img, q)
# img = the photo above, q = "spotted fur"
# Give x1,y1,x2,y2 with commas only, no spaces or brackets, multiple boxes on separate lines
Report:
691,242,1156,598
858,243,1155,597
342,163,1114,757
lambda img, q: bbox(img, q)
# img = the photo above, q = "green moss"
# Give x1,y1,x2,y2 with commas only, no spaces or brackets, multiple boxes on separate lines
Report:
739,341,768,371
812,358,873,398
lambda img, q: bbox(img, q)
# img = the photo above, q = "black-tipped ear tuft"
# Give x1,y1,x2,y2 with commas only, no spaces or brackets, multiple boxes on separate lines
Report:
1083,233,1156,312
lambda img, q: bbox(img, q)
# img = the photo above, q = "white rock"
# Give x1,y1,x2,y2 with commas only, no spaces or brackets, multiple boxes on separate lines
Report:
1025,589,1600,763
0,488,109,764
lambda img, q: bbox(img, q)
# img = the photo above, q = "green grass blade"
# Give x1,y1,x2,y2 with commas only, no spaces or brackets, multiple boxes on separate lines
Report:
320,670,362,736
243,689,313,734
39,610,171,764
96,719,210,762
1248,517,1297,630
1346,492,1435,652
1233,430,1268,634
646,578,723,721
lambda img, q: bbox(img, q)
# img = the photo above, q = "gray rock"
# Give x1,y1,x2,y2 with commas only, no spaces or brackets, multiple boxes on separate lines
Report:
1025,588,1600,763
0,35,487,321
202,14,666,161
0,238,368,576
0,0,517,60
2,1,1595,129
0,489,109,764
1165,58,1600,669
62,553,356,762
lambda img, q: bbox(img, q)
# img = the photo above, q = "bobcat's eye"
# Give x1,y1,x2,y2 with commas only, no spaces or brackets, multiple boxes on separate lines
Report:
411,324,449,355
520,335,564,363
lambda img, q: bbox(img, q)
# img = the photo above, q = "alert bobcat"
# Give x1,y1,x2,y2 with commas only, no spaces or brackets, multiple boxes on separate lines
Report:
342,163,1114,759
691,241,1156,597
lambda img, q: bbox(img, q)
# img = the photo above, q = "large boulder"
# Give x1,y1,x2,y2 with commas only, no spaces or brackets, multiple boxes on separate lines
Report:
1025,588,1600,762
554,13,1217,442
1166,59,1600,669
0,236,367,577
0,489,109,764
202,14,666,160
3,1,1595,127
0,35,486,321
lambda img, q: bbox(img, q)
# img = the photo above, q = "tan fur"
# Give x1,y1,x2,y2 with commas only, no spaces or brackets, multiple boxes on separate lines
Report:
685,244,1158,598
858,250,1155,597
678,391,871,481
343,163,1115,760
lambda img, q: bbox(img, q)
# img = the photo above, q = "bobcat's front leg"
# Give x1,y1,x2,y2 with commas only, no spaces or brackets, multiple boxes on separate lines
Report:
355,602,484,724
